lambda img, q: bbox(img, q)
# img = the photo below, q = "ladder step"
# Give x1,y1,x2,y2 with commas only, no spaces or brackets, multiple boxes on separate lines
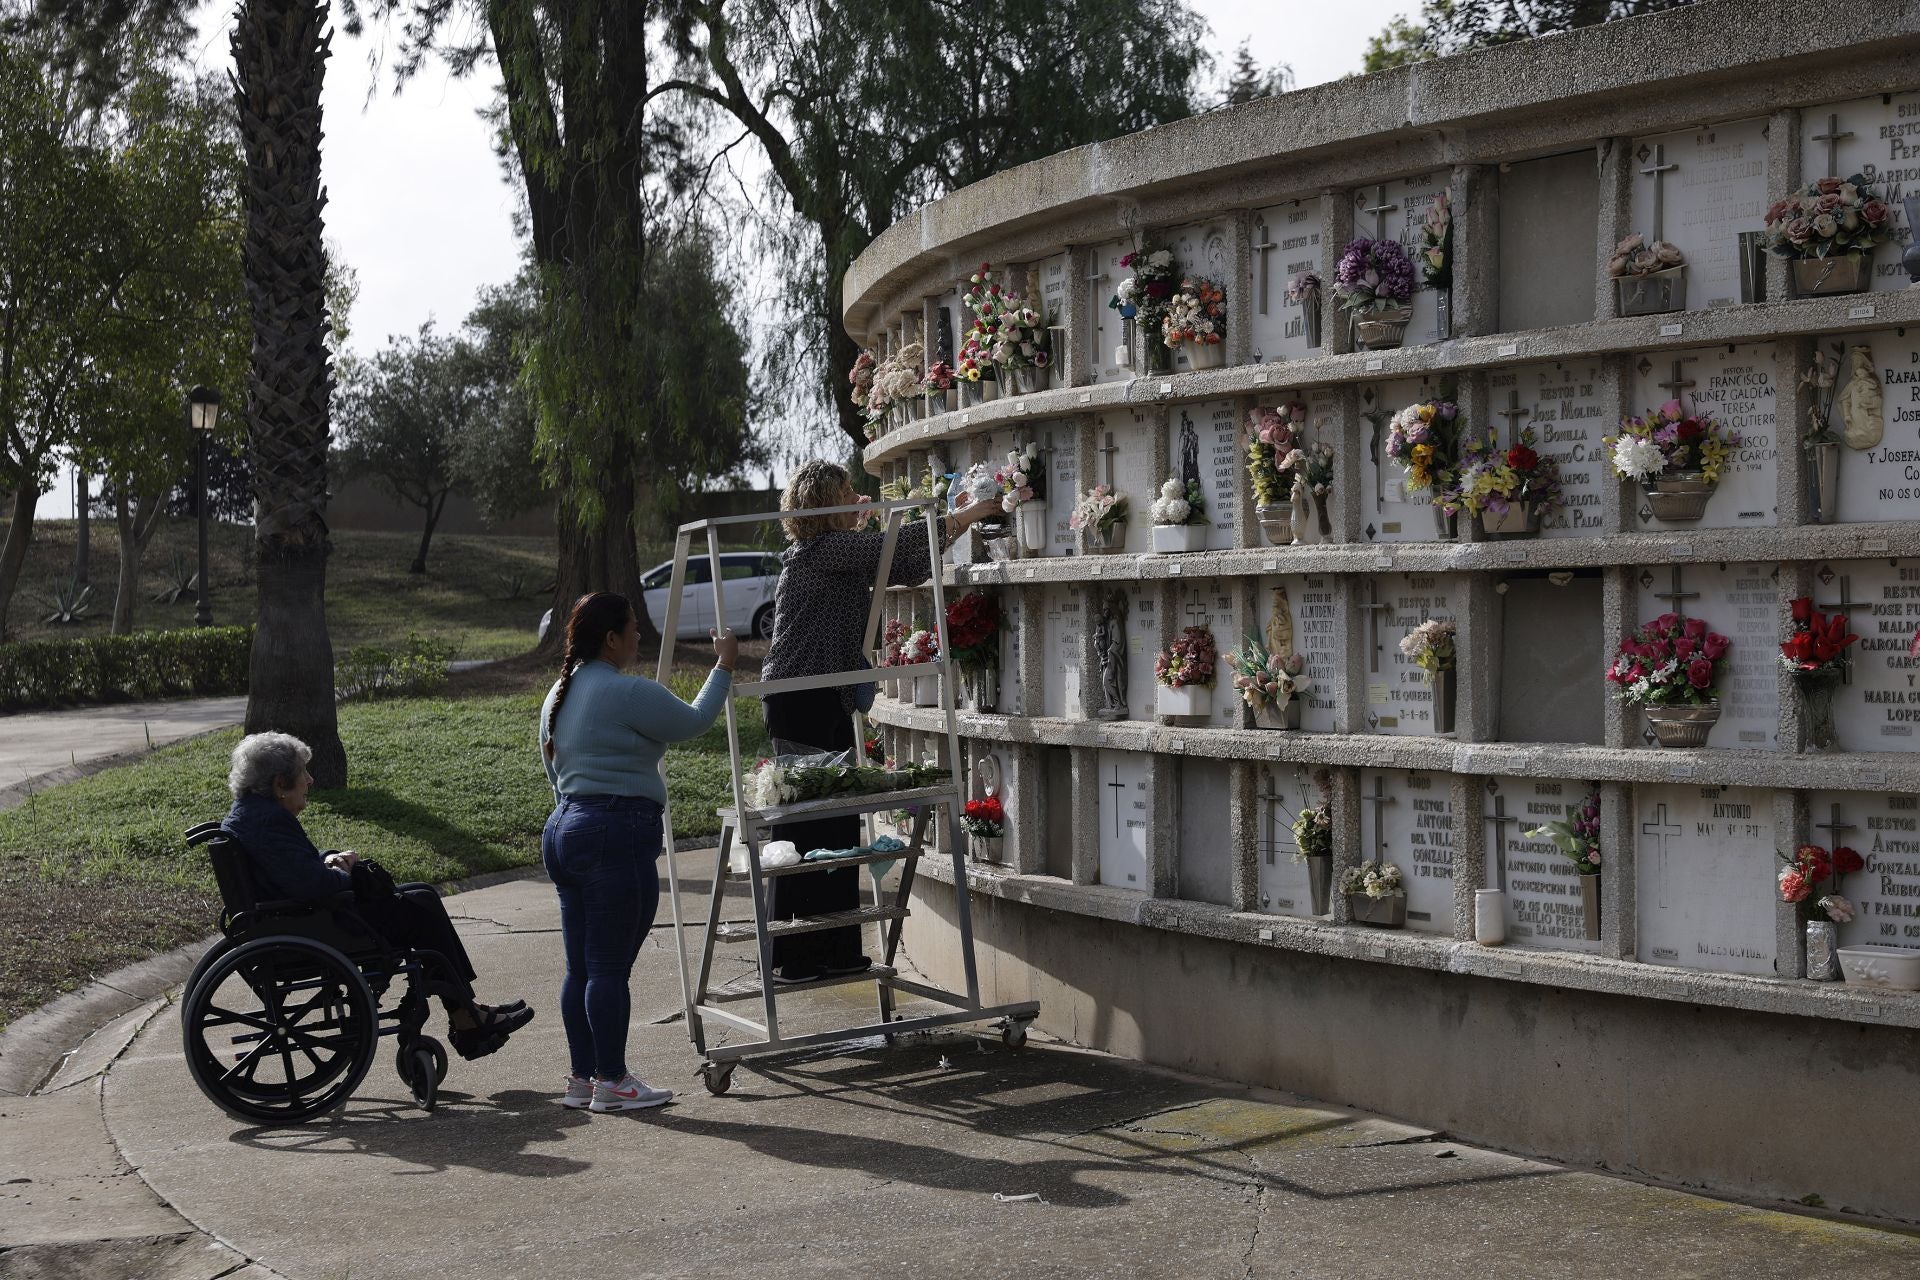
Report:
719,784,956,828
731,847,922,879
713,905,906,943
705,963,900,1003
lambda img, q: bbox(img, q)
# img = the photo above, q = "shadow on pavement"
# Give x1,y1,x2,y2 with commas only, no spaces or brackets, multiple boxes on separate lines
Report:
226,1088,591,1178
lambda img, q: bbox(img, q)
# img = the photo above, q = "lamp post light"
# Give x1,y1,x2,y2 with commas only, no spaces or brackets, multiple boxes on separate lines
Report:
188,386,221,626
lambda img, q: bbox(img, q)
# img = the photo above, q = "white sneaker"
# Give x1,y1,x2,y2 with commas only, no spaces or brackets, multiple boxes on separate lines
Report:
555,1075,593,1109
589,1073,673,1112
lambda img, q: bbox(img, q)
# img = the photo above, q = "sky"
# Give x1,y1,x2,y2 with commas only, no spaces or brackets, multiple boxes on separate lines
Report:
45,0,1416,516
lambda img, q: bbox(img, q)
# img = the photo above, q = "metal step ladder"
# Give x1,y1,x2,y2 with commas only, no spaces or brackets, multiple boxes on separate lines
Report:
652,496,1039,1096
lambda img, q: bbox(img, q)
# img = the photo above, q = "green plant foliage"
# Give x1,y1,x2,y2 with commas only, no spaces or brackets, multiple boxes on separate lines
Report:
335,632,458,701
0,625,253,709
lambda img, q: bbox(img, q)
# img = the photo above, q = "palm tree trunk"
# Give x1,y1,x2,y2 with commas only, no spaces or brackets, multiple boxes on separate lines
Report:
232,0,345,787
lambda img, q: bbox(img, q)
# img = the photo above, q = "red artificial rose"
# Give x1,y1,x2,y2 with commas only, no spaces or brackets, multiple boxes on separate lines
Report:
1798,844,1833,885
1145,280,1174,299
1783,632,1818,665
1686,656,1714,688
1653,612,1681,634
1673,636,1695,661
1862,198,1891,226
1791,596,1813,624
1683,616,1706,642
1815,177,1844,195
1835,846,1864,875
1677,418,1704,441
1506,445,1538,471
1701,632,1730,660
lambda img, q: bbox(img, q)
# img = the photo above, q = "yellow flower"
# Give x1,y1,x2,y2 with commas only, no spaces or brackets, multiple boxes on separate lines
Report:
1411,444,1433,465
1417,405,1436,423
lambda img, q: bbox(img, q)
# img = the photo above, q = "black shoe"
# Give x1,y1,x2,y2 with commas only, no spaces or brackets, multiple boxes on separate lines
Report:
821,957,872,977
478,999,527,1017
452,1003,535,1060
771,967,823,985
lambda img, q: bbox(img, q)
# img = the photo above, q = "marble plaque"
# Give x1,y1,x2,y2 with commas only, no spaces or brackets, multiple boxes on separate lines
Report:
1797,93,1920,293
1120,583,1161,723
1097,749,1151,891
1089,238,1136,384
1256,764,1329,918
966,743,1014,864
1176,759,1235,907
1815,559,1920,752
996,589,1023,715
1040,585,1085,719
1170,400,1238,549
1040,421,1080,556
1252,575,1340,733
1488,361,1610,539
1632,561,1780,749
1486,776,1604,954
1364,573,1461,736
1813,789,1920,950
1634,783,1777,976
1630,120,1770,309
1826,330,1920,525
1249,198,1324,364
1359,375,1450,543
1176,578,1240,729
1630,344,1778,530
1361,768,1454,935
1298,387,1342,546
1352,173,1450,346
1091,408,1158,555
1030,252,1069,333
1167,219,1235,374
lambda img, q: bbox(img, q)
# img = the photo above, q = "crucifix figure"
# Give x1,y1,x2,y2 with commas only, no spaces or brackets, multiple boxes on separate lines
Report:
1257,769,1289,866
1812,112,1854,177
1483,791,1515,894
1179,412,1201,493
1814,801,1856,855
1359,185,1398,240
1364,775,1397,863
1639,143,1680,242
1498,387,1532,449
1253,218,1278,316
1086,260,1111,365
934,306,955,366
1641,803,1682,909
1359,578,1393,675
1098,432,1120,490
1363,408,1391,506
1653,565,1699,619
1106,765,1127,839
1815,571,1871,685
1658,355,1698,410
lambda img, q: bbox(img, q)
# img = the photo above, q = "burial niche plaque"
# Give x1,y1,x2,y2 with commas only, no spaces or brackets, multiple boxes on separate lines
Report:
1097,749,1151,891
1040,585,1085,719
1176,758,1234,907
1088,239,1136,384
1489,776,1604,954
1170,401,1239,549
1364,573,1461,736
1091,408,1157,555
1817,559,1920,752
1256,764,1328,919
1796,94,1920,293
1254,575,1340,732
1489,362,1610,538
1168,220,1234,373
1362,768,1454,934
1249,198,1323,364
1629,121,1769,310
1360,376,1450,543
1826,330,1920,526
1632,562,1780,749
1634,783,1777,977
1631,345,1778,530
1811,789,1920,951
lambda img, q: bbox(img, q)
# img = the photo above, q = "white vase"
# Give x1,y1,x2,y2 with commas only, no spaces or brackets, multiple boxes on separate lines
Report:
1150,523,1206,554
1475,889,1508,946
1016,501,1049,552
913,674,941,707
1157,684,1212,717
1185,342,1226,370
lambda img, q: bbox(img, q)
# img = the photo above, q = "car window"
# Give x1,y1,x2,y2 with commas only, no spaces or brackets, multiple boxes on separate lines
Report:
760,555,783,577
641,567,672,589
720,562,758,580
682,560,712,585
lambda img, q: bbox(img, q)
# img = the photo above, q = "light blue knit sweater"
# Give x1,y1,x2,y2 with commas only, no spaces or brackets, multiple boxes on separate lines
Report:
539,660,731,804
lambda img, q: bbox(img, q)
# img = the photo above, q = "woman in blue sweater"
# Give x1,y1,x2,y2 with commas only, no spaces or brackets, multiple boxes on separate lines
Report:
539,592,738,1112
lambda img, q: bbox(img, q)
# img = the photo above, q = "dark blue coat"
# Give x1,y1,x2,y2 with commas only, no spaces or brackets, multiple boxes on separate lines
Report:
222,793,352,904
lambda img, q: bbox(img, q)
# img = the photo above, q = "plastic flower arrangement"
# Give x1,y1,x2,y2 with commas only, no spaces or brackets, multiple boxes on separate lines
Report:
1331,237,1415,314
878,618,911,667
1226,634,1309,712
1068,484,1128,537
1604,613,1731,707
1525,786,1602,876
1109,247,1179,337
1149,477,1208,527
1762,175,1895,260
1398,618,1455,683
1302,440,1335,506
1800,344,1844,447
965,264,1052,372
1291,788,1332,864
945,591,1002,674
901,627,940,666
1155,626,1217,689
1384,400,1462,496
1284,272,1320,305
849,350,877,410
1246,403,1308,506
923,360,956,393
1161,276,1226,349
996,442,1045,513
961,794,1007,839
956,334,988,383
1780,597,1858,676
1604,401,1740,483
1777,841,1863,924
1606,233,1685,278
1340,860,1404,899
1418,190,1452,290
1444,427,1564,523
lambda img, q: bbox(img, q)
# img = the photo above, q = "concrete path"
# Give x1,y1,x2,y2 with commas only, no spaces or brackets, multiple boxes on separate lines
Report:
0,696,248,804
14,855,1903,1279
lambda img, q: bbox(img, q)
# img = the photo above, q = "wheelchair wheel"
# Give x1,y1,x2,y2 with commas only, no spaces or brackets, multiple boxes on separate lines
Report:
182,936,378,1125
395,1036,448,1112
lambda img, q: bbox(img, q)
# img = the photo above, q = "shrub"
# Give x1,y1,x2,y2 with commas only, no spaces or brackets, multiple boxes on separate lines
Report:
336,632,456,701
0,626,254,710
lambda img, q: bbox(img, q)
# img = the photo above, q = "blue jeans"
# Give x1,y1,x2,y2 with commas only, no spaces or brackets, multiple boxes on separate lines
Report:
542,794,663,1080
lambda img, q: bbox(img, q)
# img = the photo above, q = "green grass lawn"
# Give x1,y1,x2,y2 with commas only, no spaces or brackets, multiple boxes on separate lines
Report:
0,663,765,1029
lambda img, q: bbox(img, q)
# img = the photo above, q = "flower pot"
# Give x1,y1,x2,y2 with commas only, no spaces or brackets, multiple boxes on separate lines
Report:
1613,265,1688,317
1010,365,1051,395
1641,471,1716,522
926,389,950,416
964,666,999,714
1351,306,1413,351
913,673,941,707
1806,919,1842,982
1432,506,1459,541
1643,702,1719,748
1083,521,1126,554
1184,342,1226,370
1580,872,1602,941
1348,892,1406,928
970,834,1004,863
1312,492,1333,537
1475,889,1508,946
1255,502,1295,546
959,380,985,409
1302,297,1323,349
1144,343,1173,375
1253,699,1301,731
1808,441,1840,525
1435,287,1453,339
1158,683,1213,718
1016,501,1049,553
1151,523,1207,554
979,376,1000,403
1305,853,1333,915
1837,944,1920,991
1793,252,1871,297
1478,502,1539,538
1430,667,1455,735
1794,665,1844,751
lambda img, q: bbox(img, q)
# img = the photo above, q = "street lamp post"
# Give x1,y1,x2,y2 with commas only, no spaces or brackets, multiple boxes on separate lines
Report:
188,386,221,626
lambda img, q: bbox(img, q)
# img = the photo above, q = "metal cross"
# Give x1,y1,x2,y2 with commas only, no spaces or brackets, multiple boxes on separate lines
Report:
1359,185,1399,240
1639,143,1680,242
1658,356,1698,409
1257,769,1290,866
1814,572,1870,685
1498,388,1533,449
1359,578,1394,675
1253,218,1278,316
1483,792,1516,894
1814,801,1856,853
1365,775,1397,862
1085,260,1111,364
1184,600,1213,630
1640,803,1682,910
1812,112,1854,177
1653,565,1699,619
1107,765,1127,839
1362,408,1391,506
1099,432,1120,489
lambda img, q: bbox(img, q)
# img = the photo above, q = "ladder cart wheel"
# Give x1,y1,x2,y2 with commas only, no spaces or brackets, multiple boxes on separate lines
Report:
1001,1018,1031,1049
699,1061,736,1095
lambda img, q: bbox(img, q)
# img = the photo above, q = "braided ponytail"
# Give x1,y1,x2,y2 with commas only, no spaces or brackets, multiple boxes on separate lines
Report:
544,592,635,760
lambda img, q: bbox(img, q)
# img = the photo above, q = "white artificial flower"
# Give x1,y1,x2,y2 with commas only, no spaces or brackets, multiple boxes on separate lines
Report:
1612,436,1666,481
1148,249,1173,267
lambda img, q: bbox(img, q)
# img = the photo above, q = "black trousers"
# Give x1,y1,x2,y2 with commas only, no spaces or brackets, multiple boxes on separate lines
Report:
355,886,479,1002
763,687,863,974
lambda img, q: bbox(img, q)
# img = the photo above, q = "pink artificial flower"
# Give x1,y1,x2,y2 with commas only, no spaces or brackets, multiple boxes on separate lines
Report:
1659,399,1684,418
1862,198,1891,226
1778,868,1810,903
1820,895,1856,924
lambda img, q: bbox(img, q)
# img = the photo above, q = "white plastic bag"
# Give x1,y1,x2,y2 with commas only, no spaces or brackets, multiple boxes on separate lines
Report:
731,839,802,873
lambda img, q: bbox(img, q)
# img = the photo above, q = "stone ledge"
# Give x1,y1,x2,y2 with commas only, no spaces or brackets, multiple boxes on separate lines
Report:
863,288,1920,469
915,856,1920,1031
868,699,1920,791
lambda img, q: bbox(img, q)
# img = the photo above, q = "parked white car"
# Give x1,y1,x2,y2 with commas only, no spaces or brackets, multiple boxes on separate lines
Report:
536,552,783,643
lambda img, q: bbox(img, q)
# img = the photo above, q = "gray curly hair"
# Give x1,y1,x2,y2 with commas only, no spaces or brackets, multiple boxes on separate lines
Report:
228,732,312,799
780,459,853,543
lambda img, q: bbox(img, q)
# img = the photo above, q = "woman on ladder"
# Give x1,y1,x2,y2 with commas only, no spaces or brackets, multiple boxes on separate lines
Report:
760,461,994,984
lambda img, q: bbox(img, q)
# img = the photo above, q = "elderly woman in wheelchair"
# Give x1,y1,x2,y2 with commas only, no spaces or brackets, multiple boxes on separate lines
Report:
179,732,533,1122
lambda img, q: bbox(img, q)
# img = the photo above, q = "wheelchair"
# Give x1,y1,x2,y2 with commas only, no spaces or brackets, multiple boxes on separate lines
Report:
180,821,468,1123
